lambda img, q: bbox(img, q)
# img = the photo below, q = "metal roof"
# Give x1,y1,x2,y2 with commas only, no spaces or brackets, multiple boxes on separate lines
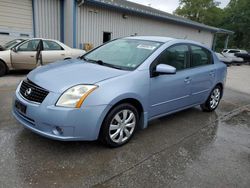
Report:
81,0,233,34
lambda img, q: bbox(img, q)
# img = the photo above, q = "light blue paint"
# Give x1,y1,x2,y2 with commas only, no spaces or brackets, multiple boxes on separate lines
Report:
12,37,227,142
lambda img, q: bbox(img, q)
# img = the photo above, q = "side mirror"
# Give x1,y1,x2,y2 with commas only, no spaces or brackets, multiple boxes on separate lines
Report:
154,64,176,76
12,47,18,53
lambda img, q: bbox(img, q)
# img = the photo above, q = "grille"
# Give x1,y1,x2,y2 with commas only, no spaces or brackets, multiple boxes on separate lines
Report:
19,79,49,103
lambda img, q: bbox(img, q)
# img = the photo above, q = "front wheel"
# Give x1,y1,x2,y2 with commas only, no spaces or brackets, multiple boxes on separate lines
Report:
201,86,222,112
0,60,7,77
100,103,139,147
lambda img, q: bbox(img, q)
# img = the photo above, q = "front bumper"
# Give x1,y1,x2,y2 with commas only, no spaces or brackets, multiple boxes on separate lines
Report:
12,84,110,141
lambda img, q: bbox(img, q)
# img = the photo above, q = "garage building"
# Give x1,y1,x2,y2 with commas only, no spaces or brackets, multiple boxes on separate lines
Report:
0,0,232,49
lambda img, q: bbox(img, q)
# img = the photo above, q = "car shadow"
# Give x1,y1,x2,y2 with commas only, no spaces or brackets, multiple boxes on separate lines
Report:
8,70,31,76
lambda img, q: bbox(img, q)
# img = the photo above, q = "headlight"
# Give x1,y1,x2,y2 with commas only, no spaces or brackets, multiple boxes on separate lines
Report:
56,85,98,108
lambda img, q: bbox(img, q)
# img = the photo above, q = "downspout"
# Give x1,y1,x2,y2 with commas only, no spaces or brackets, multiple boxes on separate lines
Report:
224,35,229,49
212,33,217,51
32,0,36,38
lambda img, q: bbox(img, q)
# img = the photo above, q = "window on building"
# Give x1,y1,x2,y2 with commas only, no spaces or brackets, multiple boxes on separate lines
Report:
154,44,189,71
103,32,111,43
190,45,212,67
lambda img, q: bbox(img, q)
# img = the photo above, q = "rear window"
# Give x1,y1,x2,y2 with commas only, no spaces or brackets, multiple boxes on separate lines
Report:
190,45,213,67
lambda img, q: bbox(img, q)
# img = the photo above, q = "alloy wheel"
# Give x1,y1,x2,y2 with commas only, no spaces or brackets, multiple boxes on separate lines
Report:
109,109,136,144
210,88,221,109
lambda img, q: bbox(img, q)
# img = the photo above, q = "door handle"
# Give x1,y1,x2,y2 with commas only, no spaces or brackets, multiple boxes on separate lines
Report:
30,55,34,58
184,77,192,84
209,71,215,76
61,54,65,56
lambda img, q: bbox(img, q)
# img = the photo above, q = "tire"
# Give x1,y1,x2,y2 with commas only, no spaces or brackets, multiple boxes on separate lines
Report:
200,85,222,112
100,103,139,147
0,60,7,77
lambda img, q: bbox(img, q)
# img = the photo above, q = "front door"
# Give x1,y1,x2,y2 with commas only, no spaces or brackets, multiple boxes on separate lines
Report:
11,39,40,70
149,44,192,118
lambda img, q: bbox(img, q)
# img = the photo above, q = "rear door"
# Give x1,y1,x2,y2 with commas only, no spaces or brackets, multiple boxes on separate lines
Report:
11,39,40,69
41,40,66,64
188,45,216,104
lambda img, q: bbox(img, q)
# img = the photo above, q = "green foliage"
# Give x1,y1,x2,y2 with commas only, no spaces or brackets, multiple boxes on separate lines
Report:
174,0,250,50
223,0,250,49
174,0,222,26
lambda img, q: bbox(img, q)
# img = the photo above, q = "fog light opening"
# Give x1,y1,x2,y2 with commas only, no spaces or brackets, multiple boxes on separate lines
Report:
52,126,64,136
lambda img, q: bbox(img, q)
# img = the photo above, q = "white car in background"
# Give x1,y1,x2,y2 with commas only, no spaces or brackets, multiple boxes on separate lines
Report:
215,52,233,66
0,39,25,51
0,38,86,76
222,49,244,64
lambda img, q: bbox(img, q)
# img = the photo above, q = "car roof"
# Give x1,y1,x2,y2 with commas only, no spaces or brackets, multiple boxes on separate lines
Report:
125,36,175,43
223,49,241,51
124,36,208,46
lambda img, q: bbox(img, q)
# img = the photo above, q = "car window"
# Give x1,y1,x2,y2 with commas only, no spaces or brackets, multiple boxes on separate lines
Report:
190,45,212,67
84,39,162,70
3,39,24,49
18,40,40,51
154,44,189,71
222,49,228,53
228,50,240,53
43,40,63,51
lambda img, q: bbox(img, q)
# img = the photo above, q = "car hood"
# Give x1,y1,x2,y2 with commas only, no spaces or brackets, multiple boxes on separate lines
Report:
27,59,128,93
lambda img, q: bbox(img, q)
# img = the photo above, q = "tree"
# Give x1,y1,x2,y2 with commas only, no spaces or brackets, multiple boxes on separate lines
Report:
174,0,223,26
222,0,250,49
174,0,250,50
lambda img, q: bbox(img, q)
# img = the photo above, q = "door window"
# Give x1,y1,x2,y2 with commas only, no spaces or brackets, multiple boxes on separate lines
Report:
154,44,189,71
43,40,63,51
190,45,212,67
18,40,40,51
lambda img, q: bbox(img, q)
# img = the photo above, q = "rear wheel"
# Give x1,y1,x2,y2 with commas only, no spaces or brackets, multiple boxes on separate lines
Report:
201,85,222,112
100,103,139,147
0,60,7,77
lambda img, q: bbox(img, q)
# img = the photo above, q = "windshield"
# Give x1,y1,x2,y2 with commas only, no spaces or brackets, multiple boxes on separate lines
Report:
216,53,224,58
3,39,24,49
83,39,162,70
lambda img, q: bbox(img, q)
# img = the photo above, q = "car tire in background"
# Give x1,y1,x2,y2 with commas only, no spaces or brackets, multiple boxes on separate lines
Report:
0,60,7,77
201,85,222,112
100,103,139,147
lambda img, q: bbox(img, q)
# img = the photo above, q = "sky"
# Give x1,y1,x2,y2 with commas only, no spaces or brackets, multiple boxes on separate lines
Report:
128,0,230,13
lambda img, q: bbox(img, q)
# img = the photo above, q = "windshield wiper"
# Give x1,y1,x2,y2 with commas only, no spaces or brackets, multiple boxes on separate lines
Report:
82,57,128,70
82,57,103,64
101,63,124,70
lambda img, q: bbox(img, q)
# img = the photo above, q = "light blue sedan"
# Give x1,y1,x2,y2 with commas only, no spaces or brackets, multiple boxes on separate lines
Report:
12,36,227,147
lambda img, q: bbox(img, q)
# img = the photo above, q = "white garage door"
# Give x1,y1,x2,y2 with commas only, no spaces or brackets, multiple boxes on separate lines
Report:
33,0,62,41
0,0,33,45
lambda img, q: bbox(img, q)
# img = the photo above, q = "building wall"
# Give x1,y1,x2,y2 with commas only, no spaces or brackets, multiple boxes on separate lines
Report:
76,4,214,49
0,0,33,44
63,0,75,47
0,0,215,49
33,0,62,40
